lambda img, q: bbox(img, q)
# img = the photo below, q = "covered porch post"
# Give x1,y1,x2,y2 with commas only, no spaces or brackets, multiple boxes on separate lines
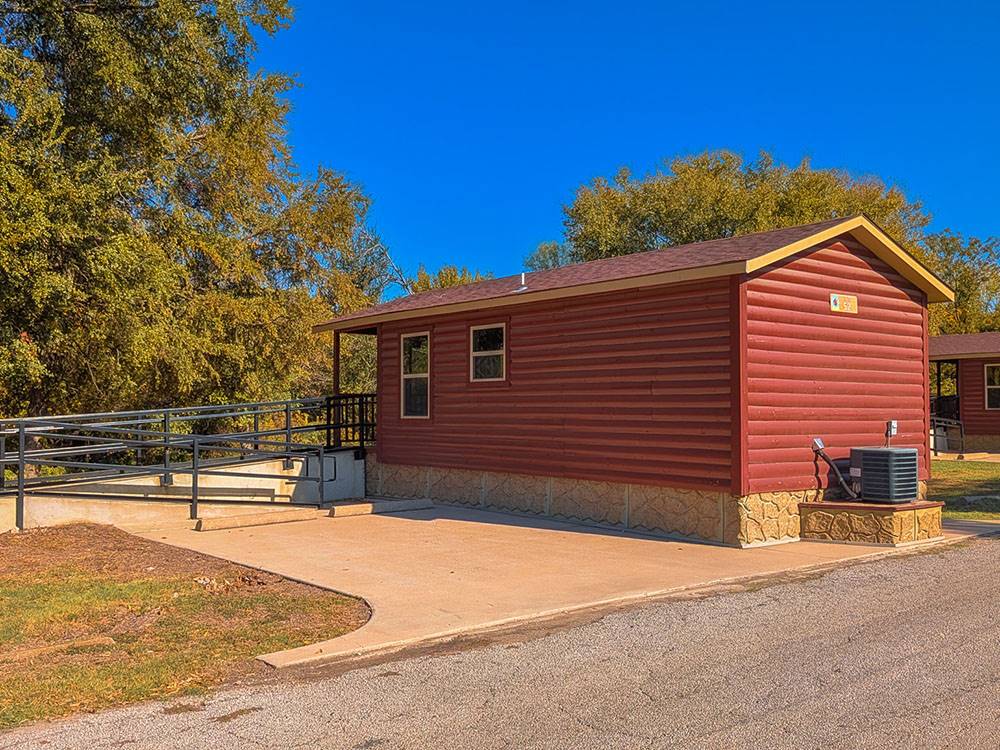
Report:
936,359,942,402
329,330,341,448
333,329,341,396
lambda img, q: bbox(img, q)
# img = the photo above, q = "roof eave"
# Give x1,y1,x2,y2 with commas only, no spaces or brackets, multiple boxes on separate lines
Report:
929,351,1000,361
312,259,749,333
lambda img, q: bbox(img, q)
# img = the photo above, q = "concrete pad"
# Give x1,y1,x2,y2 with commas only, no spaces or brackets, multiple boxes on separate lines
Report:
136,505,975,669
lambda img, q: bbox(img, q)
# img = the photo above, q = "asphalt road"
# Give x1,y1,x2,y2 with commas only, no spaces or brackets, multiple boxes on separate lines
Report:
6,537,999,750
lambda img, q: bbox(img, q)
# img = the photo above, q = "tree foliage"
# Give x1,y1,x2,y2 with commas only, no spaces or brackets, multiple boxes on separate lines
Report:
0,1,395,417
526,150,998,334
527,151,930,269
408,265,490,293
923,232,1000,335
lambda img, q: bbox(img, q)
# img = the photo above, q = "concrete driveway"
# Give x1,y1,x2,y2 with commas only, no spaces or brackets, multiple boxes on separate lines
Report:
138,506,965,666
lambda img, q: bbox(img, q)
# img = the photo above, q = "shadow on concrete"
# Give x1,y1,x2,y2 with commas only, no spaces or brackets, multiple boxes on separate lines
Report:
370,502,724,547
376,501,1000,547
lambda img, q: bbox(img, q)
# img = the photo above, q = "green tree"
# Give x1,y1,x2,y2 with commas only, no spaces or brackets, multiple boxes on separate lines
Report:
524,241,573,271
0,1,393,418
290,262,492,397
526,149,1000,335
526,150,930,269
923,231,1000,335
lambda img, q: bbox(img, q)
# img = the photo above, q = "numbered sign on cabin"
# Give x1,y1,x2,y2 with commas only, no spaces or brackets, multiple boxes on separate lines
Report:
830,293,859,314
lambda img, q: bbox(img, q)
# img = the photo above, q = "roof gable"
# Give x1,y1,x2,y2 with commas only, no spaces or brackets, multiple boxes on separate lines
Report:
743,216,952,303
317,215,954,333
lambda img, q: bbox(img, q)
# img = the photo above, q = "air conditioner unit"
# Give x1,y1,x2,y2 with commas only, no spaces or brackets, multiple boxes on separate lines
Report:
849,447,919,503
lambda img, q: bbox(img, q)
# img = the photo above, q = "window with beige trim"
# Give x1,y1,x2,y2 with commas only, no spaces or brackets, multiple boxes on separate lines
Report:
986,364,1000,410
470,323,505,381
401,332,430,418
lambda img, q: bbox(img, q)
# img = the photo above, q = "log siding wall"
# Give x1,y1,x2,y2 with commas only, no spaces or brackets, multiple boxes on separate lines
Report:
743,238,930,494
376,279,734,490
957,358,1000,435
372,235,933,499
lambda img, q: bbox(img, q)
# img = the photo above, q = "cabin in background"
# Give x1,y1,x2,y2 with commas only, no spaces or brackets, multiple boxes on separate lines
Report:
930,332,1000,453
318,216,953,547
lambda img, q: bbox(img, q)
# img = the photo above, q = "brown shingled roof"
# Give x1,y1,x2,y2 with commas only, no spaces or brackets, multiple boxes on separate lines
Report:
316,215,953,332
930,332,1000,360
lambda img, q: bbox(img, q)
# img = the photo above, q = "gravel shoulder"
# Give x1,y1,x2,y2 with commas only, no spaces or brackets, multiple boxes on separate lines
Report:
4,536,999,750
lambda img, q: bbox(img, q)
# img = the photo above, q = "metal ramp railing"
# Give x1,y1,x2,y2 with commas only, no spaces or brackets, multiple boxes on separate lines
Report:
930,415,965,455
0,395,377,530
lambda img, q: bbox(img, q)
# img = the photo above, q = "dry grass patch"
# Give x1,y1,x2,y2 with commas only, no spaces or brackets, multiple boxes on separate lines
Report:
0,523,369,730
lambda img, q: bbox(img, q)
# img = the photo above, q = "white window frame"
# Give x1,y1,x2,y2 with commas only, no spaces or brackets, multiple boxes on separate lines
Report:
985,364,1000,411
469,323,506,382
400,331,430,419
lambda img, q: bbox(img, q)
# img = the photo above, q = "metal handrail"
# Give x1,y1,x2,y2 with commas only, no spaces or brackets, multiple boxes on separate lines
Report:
0,394,374,430
1,394,377,529
0,396,337,429
930,415,965,455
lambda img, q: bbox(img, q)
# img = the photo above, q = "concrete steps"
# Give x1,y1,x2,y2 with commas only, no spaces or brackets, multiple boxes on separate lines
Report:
10,453,369,532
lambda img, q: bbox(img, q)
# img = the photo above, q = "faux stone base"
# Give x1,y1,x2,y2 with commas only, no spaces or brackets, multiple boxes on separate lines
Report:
960,434,1000,453
735,491,819,547
366,455,731,544
799,500,944,546
365,455,830,548
367,455,942,548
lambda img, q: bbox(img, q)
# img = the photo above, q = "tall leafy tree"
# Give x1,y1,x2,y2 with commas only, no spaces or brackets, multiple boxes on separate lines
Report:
526,150,931,269
526,150,1000,335
923,231,1000,334
0,1,393,417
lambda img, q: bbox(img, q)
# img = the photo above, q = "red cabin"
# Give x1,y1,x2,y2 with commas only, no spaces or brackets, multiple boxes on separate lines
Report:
930,332,1000,453
318,216,953,546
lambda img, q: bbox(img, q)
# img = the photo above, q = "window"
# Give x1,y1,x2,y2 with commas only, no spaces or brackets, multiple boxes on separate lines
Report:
401,332,430,418
470,323,505,381
986,364,1000,410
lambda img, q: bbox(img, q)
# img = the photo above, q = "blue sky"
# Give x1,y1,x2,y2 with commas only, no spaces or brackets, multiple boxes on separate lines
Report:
254,1,999,280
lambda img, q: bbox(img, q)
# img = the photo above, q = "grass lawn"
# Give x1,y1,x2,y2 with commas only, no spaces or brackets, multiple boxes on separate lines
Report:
0,524,369,730
929,459,1000,520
